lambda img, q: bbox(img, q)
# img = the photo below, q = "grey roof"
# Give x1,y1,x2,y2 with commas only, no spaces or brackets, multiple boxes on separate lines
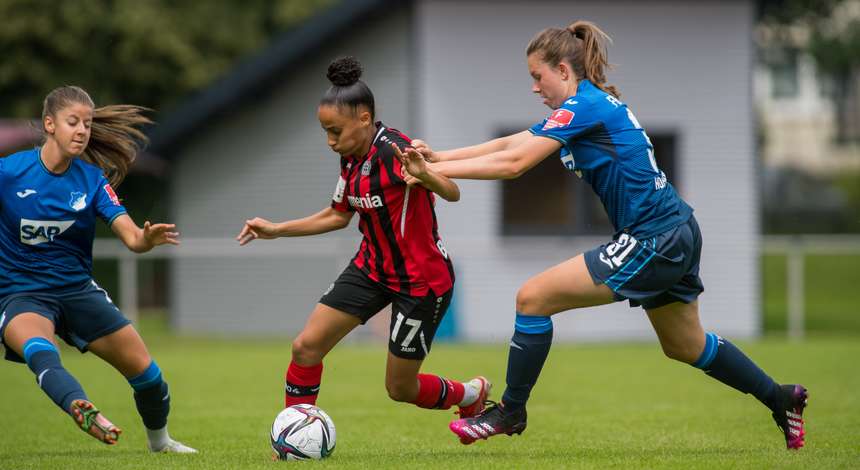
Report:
148,0,393,157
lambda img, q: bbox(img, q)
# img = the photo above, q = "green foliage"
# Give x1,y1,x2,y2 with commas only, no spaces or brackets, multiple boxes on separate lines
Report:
0,0,333,119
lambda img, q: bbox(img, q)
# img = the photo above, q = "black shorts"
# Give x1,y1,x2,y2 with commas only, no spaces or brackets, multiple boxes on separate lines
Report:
584,215,705,310
0,280,131,363
319,264,453,360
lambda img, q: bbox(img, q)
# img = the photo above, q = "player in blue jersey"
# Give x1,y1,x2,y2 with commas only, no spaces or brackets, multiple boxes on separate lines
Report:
0,86,195,453
405,21,807,450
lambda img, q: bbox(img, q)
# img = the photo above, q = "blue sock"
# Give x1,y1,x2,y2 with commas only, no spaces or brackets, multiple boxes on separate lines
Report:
693,332,781,411
128,361,170,430
22,337,87,413
501,313,553,411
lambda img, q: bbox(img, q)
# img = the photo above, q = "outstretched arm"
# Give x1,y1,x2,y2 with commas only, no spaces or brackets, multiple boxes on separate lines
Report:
110,214,179,253
391,143,460,202
412,131,532,163
428,135,562,180
236,207,354,246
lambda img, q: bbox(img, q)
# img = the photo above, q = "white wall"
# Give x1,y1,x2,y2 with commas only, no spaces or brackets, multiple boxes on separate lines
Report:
168,0,758,341
416,0,758,340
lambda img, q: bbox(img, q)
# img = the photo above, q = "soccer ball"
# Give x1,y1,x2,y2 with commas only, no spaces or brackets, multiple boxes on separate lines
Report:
270,404,336,460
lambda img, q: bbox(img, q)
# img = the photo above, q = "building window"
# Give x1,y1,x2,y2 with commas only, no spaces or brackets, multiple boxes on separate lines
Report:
768,48,799,99
501,130,678,236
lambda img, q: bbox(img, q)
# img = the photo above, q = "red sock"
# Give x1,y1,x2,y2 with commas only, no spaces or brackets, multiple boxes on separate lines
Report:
285,361,323,407
412,373,465,410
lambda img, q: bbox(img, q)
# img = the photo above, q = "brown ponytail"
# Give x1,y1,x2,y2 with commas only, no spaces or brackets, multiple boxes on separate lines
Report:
526,20,619,98
42,86,151,187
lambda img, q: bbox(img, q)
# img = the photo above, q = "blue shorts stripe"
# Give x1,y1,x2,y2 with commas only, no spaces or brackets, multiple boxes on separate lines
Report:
692,332,720,369
22,337,57,363
128,361,163,391
606,244,653,290
514,313,553,334
610,252,657,291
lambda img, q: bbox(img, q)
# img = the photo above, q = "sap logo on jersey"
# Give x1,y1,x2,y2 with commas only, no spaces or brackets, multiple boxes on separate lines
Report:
20,218,75,245
348,194,383,209
542,109,574,130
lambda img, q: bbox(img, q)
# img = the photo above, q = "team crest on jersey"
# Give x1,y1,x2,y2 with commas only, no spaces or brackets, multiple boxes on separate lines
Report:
361,159,372,176
103,184,121,206
542,109,574,130
69,192,87,211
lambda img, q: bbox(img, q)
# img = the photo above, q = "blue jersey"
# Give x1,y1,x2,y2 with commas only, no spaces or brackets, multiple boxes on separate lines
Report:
0,148,127,296
529,80,692,238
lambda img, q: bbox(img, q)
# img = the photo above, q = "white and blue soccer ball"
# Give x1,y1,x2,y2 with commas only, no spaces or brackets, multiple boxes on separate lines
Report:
270,404,336,461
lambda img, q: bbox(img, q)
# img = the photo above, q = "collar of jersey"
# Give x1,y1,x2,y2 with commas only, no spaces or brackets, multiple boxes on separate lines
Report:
36,147,74,177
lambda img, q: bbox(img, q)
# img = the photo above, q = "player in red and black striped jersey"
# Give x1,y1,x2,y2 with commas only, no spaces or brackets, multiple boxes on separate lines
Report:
237,57,490,423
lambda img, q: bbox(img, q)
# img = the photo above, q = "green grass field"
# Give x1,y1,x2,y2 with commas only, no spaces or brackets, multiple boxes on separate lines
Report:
1,316,858,469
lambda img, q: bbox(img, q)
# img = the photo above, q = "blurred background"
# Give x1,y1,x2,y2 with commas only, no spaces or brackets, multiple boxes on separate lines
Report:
1,0,858,341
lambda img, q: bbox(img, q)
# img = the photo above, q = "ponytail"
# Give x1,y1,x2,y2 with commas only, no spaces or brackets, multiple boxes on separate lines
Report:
41,86,150,187
527,20,619,98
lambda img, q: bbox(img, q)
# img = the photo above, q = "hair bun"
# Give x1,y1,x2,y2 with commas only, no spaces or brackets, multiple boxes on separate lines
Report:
327,56,363,87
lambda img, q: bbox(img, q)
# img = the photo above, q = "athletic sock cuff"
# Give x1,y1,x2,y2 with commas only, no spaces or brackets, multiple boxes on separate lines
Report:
514,313,553,334
22,337,57,364
692,332,720,369
128,361,163,391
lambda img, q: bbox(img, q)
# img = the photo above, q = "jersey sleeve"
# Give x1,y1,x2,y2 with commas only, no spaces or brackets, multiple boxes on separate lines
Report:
528,100,597,147
95,176,127,225
330,158,354,212
379,132,410,184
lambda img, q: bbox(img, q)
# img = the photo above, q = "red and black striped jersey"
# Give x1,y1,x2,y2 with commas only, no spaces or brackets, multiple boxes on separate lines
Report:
330,122,454,297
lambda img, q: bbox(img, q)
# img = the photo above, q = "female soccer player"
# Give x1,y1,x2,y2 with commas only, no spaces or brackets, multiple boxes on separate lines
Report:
0,86,195,453
405,21,807,450
237,57,490,420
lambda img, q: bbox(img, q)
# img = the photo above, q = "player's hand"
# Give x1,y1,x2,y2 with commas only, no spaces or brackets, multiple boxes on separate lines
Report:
236,217,280,245
410,139,437,162
142,221,180,247
392,143,427,185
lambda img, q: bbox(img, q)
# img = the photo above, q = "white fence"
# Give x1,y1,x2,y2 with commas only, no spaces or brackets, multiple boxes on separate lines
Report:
94,235,860,337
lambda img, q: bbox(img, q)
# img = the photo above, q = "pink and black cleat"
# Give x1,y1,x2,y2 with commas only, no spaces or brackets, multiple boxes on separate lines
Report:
456,376,493,419
772,384,808,450
449,401,526,445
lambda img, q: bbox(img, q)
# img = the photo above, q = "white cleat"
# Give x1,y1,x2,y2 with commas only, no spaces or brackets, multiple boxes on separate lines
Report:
150,438,198,454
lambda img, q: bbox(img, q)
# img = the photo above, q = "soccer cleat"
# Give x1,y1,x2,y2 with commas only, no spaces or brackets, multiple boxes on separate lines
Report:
149,438,198,454
456,376,492,418
772,384,808,450
69,399,121,445
449,401,526,445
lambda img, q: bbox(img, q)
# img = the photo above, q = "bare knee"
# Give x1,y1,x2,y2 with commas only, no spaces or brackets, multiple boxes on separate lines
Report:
659,340,702,364
385,377,417,403
515,282,544,314
291,336,325,365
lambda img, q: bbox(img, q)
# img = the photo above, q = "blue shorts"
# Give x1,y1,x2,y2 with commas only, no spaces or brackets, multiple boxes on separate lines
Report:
0,280,131,363
584,215,704,309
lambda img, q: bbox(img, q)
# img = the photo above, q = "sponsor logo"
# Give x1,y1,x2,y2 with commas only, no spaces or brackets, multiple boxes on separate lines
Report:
348,193,384,209
103,184,120,206
16,189,37,198
542,109,574,130
606,95,622,108
20,218,75,245
69,192,87,211
400,346,416,353
360,159,372,176
565,99,579,105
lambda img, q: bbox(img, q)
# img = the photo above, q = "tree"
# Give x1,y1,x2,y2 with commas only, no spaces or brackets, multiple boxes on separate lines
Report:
0,0,333,119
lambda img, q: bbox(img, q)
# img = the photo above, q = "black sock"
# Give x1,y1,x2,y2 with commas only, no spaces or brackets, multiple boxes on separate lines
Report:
129,361,170,430
23,338,87,412
501,313,553,411
693,332,781,411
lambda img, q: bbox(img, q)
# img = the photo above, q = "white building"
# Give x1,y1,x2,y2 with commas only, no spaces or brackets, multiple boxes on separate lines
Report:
149,0,758,341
